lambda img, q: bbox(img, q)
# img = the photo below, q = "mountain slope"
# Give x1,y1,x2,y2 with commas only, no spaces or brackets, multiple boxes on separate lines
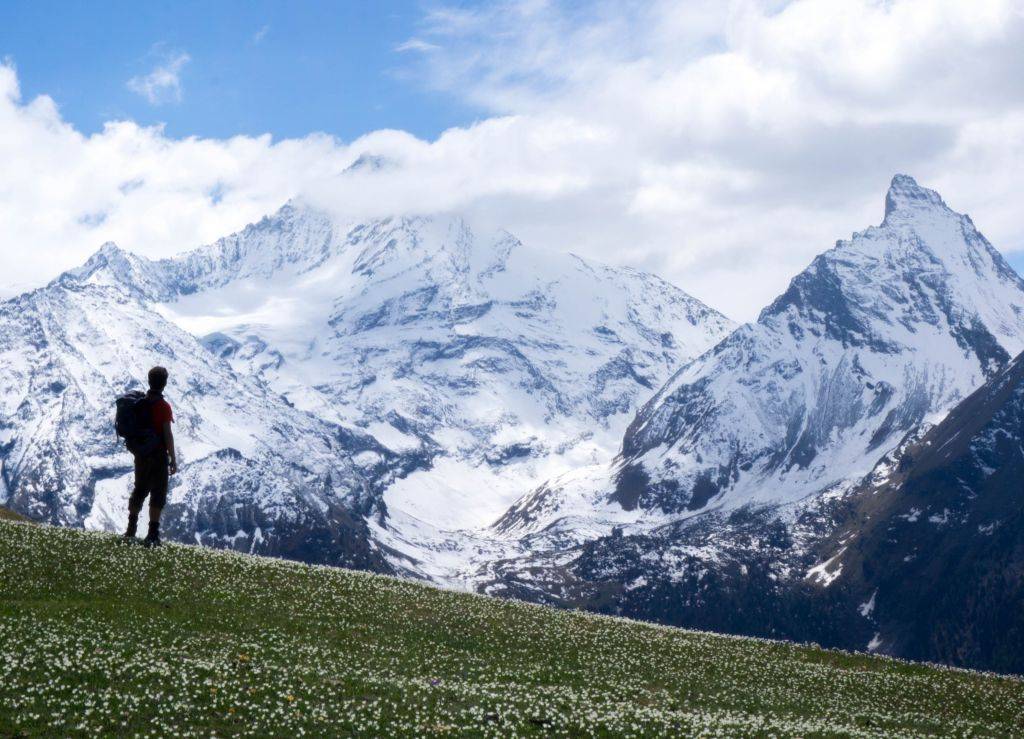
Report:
0,275,403,569
817,350,1024,673
3,518,1021,736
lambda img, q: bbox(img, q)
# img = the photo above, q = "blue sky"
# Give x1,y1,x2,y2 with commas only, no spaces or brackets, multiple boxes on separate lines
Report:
0,0,481,141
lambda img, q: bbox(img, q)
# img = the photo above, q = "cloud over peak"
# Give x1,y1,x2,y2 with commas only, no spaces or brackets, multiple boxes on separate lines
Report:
2,0,1024,320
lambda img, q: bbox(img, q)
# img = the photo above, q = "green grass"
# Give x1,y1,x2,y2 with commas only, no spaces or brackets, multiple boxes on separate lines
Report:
0,507,29,523
0,521,1021,737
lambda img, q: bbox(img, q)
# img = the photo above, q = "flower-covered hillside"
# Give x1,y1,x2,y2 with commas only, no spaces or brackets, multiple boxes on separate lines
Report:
0,520,1020,737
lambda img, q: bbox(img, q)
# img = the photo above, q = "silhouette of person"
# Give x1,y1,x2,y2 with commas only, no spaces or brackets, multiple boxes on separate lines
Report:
124,366,178,546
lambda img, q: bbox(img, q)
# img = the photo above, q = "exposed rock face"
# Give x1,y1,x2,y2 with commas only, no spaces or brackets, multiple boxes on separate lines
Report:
819,350,1024,673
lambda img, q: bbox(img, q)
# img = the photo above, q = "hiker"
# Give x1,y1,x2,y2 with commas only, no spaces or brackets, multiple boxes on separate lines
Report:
116,366,178,547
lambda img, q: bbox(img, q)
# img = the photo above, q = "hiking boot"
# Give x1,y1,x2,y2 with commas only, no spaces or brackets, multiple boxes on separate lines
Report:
143,522,161,548
123,514,139,543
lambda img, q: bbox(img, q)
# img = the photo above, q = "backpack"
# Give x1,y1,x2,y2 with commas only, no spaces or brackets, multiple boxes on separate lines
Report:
115,391,162,457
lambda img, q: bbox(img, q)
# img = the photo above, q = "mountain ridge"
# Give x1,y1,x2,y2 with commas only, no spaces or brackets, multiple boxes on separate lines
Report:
617,174,1024,512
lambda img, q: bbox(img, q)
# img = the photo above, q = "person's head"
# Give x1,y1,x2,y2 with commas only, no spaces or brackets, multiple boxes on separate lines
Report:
148,366,169,393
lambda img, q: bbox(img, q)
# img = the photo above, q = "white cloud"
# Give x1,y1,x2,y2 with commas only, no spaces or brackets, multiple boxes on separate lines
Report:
3,0,1024,321
127,50,190,105
395,0,1024,315
395,38,440,53
252,25,270,45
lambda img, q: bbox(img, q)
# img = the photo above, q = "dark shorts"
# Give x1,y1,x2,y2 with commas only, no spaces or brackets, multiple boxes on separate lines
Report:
129,453,169,510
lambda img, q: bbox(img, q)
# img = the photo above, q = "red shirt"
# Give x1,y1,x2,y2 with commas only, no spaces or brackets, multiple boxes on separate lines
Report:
150,395,174,436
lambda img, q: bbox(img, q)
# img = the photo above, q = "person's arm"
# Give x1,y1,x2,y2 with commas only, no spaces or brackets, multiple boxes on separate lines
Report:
163,421,177,475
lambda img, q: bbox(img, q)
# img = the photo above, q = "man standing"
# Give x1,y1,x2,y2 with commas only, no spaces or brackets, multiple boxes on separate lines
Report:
123,366,178,547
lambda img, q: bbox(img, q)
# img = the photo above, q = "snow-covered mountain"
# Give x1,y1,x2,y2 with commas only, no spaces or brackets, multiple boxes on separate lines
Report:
620,174,1024,511
170,209,733,578
498,175,1024,542
0,271,406,569
1,202,733,581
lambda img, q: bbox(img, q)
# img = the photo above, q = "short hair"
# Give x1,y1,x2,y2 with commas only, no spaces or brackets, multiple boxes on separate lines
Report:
148,366,169,392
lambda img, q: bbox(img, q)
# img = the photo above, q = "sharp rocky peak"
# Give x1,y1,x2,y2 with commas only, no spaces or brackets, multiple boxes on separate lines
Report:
82,241,133,270
251,198,327,228
94,241,126,258
615,174,1024,516
757,174,1024,354
883,173,948,220
56,241,152,291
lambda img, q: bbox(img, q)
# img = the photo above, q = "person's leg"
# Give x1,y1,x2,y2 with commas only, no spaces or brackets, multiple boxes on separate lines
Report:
125,457,152,539
143,456,169,547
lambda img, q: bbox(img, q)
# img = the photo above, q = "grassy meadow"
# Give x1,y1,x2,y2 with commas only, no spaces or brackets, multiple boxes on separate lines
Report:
0,517,1021,737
